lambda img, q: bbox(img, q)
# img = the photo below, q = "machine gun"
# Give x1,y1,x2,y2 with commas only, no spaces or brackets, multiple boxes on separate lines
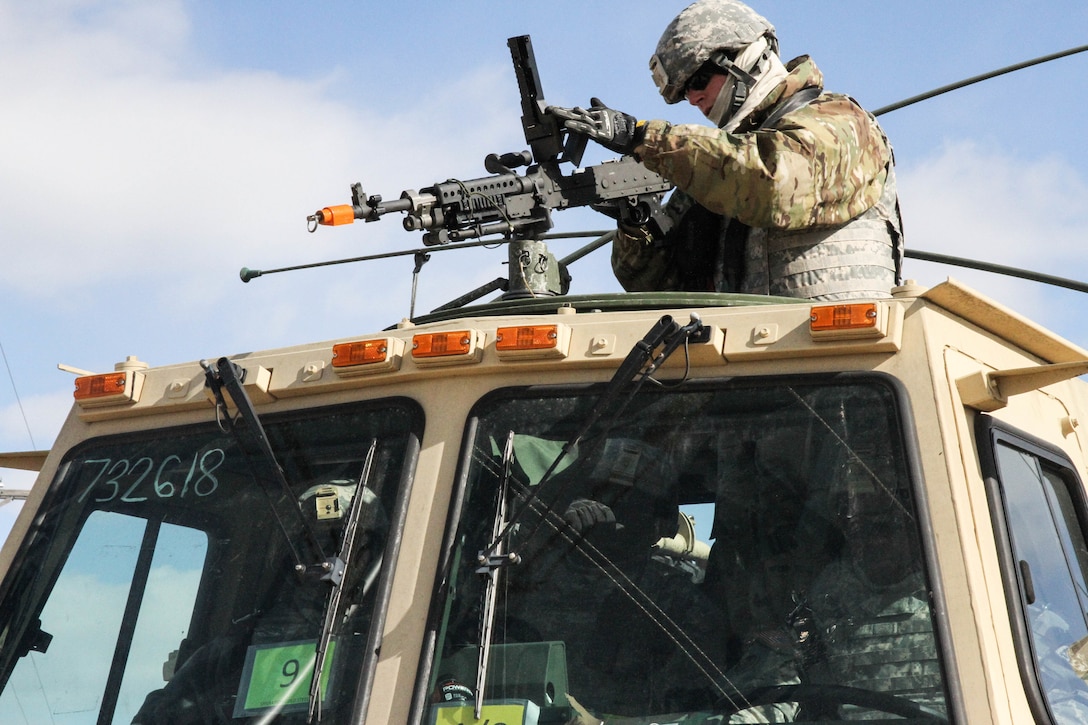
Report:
307,35,673,299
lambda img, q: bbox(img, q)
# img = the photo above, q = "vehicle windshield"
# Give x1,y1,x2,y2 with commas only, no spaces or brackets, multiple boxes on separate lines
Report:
0,399,421,725
427,377,950,723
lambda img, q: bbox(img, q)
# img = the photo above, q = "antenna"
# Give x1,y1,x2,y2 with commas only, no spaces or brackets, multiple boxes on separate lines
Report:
874,43,1088,116
905,250,1088,295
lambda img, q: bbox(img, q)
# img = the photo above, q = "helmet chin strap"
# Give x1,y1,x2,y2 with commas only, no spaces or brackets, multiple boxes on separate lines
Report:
707,36,788,130
706,79,741,128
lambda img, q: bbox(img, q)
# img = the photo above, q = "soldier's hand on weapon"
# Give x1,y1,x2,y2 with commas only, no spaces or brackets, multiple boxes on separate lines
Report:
563,498,619,535
548,98,646,156
593,196,667,237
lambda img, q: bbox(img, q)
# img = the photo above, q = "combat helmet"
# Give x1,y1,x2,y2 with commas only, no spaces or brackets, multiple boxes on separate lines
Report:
650,0,777,104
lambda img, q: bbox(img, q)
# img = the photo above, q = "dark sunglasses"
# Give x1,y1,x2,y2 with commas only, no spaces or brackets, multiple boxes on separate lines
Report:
685,62,721,94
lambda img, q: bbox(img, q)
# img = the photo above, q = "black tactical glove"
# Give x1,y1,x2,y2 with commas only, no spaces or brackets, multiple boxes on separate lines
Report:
548,98,645,156
562,498,618,535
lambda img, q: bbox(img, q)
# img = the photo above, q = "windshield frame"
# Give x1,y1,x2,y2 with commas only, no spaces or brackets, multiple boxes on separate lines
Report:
0,396,422,725
410,371,960,723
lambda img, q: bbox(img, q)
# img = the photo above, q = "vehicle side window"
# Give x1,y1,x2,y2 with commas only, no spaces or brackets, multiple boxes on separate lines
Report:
982,420,1088,723
0,511,206,723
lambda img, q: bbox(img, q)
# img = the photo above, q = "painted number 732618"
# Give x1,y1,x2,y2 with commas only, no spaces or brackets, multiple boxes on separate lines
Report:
76,448,227,503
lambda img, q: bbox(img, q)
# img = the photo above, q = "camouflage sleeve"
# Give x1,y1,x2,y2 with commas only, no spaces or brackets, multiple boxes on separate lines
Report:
635,96,891,231
611,222,674,291
610,190,692,291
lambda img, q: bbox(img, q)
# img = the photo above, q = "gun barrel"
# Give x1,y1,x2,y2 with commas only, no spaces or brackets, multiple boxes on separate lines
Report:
374,197,413,217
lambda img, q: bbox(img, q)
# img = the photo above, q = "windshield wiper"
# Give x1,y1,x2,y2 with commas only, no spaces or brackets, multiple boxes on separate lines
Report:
308,437,379,723
479,313,707,560
201,357,327,571
473,431,517,718
469,314,764,712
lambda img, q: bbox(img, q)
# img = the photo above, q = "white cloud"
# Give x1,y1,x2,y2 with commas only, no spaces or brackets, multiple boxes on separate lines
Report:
0,389,72,452
0,0,191,77
0,0,519,317
899,140,1088,265
897,140,1088,331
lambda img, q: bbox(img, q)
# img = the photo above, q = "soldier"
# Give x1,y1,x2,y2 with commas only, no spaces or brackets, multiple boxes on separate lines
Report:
548,0,903,300
799,490,946,719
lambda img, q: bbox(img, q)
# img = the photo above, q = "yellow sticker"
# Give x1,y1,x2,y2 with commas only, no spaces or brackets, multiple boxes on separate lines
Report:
430,699,537,725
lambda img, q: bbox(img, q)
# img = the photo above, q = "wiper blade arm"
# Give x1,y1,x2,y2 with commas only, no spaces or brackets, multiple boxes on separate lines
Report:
308,438,379,723
201,357,327,569
474,431,517,718
480,313,706,558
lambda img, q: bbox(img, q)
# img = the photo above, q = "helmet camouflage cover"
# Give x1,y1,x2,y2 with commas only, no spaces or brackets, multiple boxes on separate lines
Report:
650,0,776,104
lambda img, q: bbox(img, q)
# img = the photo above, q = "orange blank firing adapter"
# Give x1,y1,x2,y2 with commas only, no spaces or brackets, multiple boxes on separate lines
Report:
307,204,356,232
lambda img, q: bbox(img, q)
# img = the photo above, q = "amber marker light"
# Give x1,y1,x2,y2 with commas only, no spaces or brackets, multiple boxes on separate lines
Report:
494,323,571,360
331,337,405,376
808,302,891,341
409,329,483,367
73,372,128,400
810,303,878,332
496,325,558,351
412,331,474,358
73,368,144,408
332,340,389,367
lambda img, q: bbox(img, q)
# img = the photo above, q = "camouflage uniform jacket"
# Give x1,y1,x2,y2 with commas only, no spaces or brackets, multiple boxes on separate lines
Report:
615,57,903,300
804,563,946,717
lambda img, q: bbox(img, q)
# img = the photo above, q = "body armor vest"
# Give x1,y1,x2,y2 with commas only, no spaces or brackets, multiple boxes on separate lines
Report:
742,161,903,300
741,101,904,301
669,96,904,301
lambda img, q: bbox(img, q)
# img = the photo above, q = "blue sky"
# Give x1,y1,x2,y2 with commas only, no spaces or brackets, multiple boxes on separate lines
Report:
2,0,1088,541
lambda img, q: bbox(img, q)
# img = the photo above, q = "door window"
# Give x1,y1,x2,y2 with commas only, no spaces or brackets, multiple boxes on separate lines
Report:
982,421,1088,723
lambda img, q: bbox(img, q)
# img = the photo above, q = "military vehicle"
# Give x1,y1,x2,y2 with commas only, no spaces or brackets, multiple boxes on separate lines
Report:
1,35,1087,725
